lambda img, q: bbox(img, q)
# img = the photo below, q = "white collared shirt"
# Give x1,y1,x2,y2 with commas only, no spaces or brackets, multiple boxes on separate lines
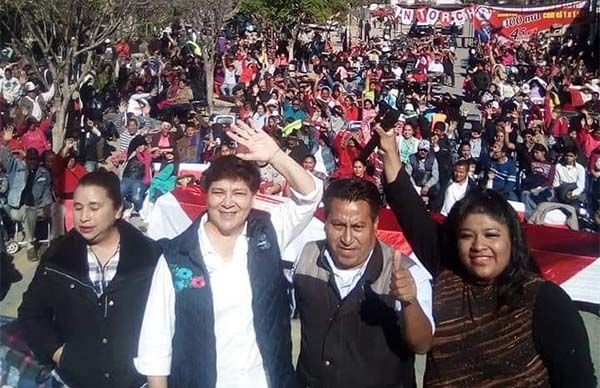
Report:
135,178,323,386
441,179,469,216
197,216,268,388
323,248,435,332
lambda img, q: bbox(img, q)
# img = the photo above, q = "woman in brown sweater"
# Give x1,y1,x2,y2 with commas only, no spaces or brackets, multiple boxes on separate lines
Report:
374,124,596,387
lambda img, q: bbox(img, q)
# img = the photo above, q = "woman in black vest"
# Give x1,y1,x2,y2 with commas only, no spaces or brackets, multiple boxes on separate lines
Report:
374,124,596,387
18,170,162,388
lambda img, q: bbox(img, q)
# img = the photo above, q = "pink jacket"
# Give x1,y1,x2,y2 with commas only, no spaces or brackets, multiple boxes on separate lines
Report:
21,119,51,155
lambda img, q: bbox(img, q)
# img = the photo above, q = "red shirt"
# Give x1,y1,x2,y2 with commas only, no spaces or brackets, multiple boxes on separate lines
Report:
53,155,88,198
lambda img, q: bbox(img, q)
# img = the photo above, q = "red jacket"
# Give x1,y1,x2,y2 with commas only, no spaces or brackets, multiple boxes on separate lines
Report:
52,155,88,198
20,119,52,155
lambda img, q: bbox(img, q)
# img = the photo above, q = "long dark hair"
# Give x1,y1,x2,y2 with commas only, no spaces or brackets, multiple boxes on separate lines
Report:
444,190,540,308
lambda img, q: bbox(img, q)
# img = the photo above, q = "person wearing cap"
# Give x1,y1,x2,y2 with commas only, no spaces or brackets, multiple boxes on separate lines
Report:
19,80,55,122
405,139,439,205
1,128,53,259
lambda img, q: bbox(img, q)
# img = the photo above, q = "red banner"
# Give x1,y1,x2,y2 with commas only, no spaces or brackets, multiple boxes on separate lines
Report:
472,1,588,42
383,1,589,41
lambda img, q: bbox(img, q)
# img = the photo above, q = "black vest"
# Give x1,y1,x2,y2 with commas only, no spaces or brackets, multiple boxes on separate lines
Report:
159,210,296,388
294,241,416,388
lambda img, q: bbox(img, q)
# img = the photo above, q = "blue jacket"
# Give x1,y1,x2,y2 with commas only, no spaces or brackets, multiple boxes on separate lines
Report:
159,210,296,388
1,145,53,209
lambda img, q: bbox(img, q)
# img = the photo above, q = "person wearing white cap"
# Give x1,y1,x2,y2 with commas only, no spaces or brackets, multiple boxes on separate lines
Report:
19,80,55,122
405,139,439,205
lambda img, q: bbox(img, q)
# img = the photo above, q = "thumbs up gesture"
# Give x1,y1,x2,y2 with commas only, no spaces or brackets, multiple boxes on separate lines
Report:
389,250,417,305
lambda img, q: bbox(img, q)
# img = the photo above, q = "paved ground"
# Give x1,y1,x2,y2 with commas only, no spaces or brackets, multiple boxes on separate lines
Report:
0,249,37,318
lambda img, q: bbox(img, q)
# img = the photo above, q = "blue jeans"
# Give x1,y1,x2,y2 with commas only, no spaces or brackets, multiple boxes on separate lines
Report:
121,178,147,211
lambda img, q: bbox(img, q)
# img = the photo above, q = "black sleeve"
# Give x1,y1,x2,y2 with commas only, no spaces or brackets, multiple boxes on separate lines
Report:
383,168,441,277
17,265,63,365
484,119,496,146
532,281,597,388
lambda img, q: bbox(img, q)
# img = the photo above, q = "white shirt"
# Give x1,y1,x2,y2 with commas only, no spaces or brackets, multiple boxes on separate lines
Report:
127,92,151,116
135,179,323,386
392,66,403,80
323,248,435,332
441,180,469,216
427,62,444,74
553,162,586,196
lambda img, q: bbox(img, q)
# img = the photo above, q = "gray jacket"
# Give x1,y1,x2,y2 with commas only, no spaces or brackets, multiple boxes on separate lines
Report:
1,146,53,209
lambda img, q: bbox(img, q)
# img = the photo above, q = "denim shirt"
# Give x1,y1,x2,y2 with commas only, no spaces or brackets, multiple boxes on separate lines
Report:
1,146,53,209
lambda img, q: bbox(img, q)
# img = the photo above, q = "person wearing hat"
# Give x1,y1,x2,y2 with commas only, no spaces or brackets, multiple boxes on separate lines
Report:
1,127,53,260
405,139,439,205
19,80,55,122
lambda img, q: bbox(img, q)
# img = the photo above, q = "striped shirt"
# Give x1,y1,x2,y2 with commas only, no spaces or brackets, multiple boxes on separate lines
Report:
87,245,120,297
118,130,137,153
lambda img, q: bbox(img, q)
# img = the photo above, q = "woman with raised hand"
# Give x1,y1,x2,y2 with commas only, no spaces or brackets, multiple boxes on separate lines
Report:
373,123,596,387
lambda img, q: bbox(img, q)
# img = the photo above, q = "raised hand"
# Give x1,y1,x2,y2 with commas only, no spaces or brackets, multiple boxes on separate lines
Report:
228,119,281,163
2,126,14,144
373,123,397,156
389,250,417,305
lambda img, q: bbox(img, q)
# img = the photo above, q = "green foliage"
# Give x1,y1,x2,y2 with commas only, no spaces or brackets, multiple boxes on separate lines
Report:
240,0,350,26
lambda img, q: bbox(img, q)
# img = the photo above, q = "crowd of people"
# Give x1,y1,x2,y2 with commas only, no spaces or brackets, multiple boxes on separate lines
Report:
0,10,598,388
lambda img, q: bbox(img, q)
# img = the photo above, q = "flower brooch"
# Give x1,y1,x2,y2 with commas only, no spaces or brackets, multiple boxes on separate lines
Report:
169,264,206,292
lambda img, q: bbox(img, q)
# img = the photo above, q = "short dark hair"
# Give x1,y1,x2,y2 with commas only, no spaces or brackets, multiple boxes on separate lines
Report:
433,121,445,132
352,158,366,166
522,129,534,138
77,169,121,209
303,154,316,163
531,143,547,154
201,155,261,193
323,179,382,221
454,159,470,169
563,145,578,156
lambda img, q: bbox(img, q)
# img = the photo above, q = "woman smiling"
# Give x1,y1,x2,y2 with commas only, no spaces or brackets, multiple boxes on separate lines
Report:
374,124,596,387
